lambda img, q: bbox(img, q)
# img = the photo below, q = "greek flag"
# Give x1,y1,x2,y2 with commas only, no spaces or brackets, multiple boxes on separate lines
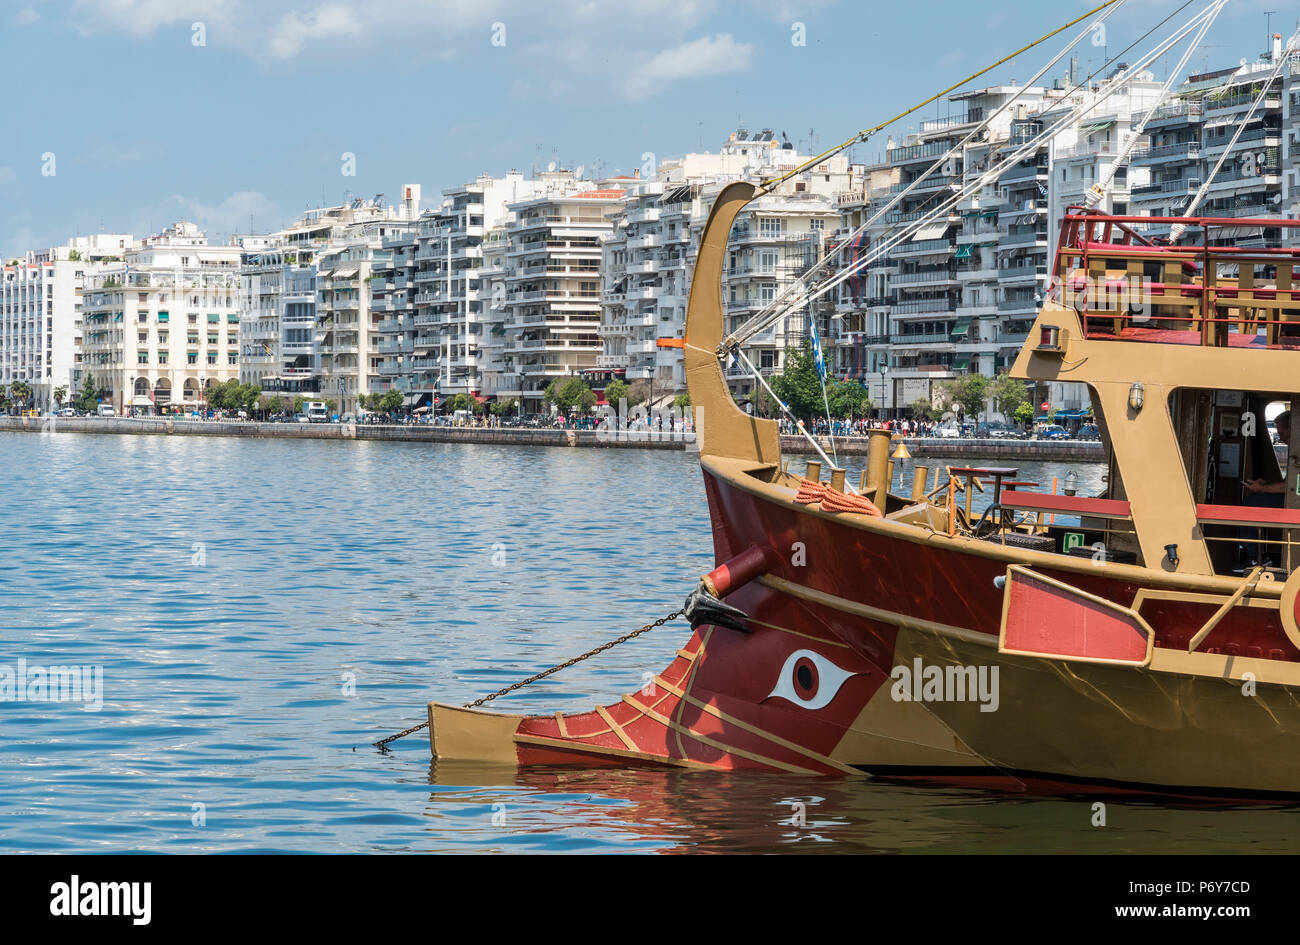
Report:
810,319,827,384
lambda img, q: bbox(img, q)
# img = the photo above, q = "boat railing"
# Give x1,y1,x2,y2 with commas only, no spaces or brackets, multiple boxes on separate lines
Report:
1052,210,1300,349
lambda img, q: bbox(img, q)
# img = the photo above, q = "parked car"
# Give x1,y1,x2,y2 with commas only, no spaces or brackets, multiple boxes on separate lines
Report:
936,422,961,439
1038,424,1070,440
295,413,309,423
1074,423,1100,440
96,404,116,417
975,421,1013,438
57,407,77,417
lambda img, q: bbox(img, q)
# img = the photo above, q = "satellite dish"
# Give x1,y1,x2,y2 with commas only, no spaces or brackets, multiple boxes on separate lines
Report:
547,161,557,172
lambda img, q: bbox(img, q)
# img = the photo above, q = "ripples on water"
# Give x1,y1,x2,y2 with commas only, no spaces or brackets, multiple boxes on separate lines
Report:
2,432,1297,853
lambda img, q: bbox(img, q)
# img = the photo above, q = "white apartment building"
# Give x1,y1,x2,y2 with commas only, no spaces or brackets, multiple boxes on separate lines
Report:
80,223,242,414
241,187,421,399
1,234,134,411
599,129,855,402
500,177,623,407
382,173,547,409
315,217,419,415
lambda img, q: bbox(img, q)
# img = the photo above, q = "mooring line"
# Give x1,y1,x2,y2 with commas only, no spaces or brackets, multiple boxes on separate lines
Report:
372,608,684,750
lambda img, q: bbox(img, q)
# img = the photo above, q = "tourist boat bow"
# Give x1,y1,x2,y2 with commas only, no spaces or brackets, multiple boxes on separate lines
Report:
429,183,1300,796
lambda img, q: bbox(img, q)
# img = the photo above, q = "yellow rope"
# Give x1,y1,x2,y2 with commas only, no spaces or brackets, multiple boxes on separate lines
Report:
759,0,1124,192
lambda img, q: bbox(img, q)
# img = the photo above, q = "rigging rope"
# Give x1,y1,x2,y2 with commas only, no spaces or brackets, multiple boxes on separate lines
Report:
1084,0,1229,209
724,0,1216,355
742,0,1133,342
1169,24,1300,241
758,0,1128,193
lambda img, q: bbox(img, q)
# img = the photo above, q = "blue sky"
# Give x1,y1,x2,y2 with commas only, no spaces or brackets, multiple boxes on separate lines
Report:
0,0,1291,257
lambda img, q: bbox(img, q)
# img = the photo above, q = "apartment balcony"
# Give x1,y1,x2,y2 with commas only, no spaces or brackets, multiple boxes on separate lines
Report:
1130,141,1201,165
1205,91,1280,113
887,140,950,165
599,324,635,337
999,162,1047,184
597,354,630,368
627,207,660,224
378,339,414,354
1147,101,1203,127
957,266,998,282
890,331,954,346
888,238,953,258
1132,177,1202,198
892,174,962,194
998,297,1039,314
627,234,660,250
892,270,958,287
998,229,1048,248
998,266,1046,284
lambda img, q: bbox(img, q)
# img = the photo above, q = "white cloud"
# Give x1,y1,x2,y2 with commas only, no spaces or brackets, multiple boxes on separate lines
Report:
267,3,362,60
13,5,40,25
622,33,756,101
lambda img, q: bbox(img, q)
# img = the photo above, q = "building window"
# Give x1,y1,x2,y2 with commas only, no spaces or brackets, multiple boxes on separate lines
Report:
809,219,825,231
759,217,784,238
137,350,149,364
159,351,168,365
188,353,198,365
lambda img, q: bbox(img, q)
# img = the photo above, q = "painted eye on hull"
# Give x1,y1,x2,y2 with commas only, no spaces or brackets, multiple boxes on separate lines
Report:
764,648,857,710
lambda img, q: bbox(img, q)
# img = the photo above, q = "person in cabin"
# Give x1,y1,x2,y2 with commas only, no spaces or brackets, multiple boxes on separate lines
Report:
1244,410,1291,501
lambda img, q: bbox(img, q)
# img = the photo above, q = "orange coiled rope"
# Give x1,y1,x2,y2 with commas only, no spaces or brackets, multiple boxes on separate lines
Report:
793,477,882,518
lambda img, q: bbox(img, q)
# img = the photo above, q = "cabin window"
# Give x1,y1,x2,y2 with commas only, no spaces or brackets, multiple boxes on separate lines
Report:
1168,387,1298,574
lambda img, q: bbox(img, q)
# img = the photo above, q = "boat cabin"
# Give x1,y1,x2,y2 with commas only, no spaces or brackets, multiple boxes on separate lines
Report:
1006,211,1300,578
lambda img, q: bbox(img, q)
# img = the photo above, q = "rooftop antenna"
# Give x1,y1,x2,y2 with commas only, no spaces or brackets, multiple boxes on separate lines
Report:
698,121,704,149
1266,11,1278,52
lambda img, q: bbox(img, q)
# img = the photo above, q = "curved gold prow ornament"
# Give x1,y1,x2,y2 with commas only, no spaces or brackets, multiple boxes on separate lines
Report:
684,181,781,465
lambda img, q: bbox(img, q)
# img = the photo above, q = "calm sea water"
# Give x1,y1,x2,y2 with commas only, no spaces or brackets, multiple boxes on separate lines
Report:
2,431,1298,854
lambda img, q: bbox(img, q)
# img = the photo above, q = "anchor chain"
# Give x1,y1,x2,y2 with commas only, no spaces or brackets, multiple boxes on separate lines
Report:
373,607,684,750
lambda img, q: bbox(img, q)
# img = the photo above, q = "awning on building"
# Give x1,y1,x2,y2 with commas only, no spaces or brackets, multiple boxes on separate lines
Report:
951,316,972,338
316,269,333,278
911,223,949,241
952,355,971,371
954,244,973,259
129,396,154,406
334,268,358,278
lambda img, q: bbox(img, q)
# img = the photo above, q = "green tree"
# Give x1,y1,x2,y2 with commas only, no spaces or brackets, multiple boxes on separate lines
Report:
543,376,593,413
988,373,1029,420
825,379,872,419
77,373,99,412
1012,401,1035,426
10,380,32,410
53,385,68,408
768,342,825,421
673,392,691,410
379,389,403,414
938,373,990,421
491,396,519,416
292,395,305,414
604,378,630,407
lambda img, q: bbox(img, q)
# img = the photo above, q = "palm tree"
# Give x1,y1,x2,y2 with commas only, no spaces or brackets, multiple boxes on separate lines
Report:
10,380,32,412
53,385,68,409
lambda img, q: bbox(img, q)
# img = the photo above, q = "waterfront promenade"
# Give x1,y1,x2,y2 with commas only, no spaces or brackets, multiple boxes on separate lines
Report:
0,415,1106,462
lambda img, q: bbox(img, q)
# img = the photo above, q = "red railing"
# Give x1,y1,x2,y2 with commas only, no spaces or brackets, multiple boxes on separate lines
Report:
1053,210,1300,348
